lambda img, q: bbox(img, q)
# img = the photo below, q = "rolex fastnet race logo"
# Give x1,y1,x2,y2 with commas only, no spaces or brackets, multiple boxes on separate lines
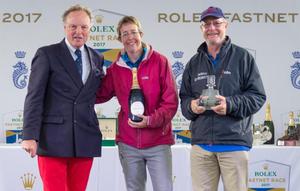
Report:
291,51,300,89
89,9,125,49
4,110,23,143
13,51,28,89
89,9,124,72
249,160,290,191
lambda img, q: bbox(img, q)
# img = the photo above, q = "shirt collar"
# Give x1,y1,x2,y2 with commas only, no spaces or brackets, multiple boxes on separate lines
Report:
121,47,147,68
65,38,84,54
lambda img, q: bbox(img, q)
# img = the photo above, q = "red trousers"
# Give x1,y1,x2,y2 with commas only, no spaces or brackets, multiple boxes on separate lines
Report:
38,156,93,191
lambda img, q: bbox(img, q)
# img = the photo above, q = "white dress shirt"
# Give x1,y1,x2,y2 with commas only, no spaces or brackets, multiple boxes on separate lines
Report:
65,38,91,84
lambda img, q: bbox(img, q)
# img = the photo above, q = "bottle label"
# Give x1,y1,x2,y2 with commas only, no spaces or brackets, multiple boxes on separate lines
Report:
285,140,297,146
277,140,284,146
131,101,144,115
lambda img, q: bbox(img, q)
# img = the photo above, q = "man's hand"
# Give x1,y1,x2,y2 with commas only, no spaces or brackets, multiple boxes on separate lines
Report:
128,115,148,128
211,95,227,115
21,140,37,158
190,98,206,114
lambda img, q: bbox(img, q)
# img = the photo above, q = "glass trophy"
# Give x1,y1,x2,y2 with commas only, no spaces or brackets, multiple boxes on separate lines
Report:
252,123,272,145
198,75,220,110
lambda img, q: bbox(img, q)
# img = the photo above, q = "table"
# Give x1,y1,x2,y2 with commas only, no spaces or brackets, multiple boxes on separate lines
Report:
0,145,299,191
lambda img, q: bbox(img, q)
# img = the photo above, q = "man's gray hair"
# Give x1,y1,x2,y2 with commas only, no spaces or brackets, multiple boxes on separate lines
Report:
62,4,92,23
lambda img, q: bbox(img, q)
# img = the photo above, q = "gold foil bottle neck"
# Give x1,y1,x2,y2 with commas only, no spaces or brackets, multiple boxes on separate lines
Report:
288,111,295,127
131,67,140,89
265,103,272,121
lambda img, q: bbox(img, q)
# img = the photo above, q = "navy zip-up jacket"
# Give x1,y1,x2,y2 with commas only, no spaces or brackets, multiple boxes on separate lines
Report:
180,36,266,147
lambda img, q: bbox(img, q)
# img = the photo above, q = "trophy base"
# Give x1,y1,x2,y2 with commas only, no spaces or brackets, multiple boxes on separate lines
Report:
199,89,220,110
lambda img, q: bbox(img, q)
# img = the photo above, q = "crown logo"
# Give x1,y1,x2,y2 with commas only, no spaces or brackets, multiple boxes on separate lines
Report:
15,51,26,58
292,51,300,59
262,163,269,171
94,15,103,24
21,173,36,190
172,51,184,59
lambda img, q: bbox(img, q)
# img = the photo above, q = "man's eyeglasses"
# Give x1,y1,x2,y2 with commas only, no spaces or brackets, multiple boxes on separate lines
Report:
201,21,225,29
121,31,141,38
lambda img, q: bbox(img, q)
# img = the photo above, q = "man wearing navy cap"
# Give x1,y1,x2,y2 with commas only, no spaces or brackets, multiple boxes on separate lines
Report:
180,6,266,191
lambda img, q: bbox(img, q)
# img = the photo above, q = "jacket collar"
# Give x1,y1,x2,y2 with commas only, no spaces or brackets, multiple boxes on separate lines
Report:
197,36,231,58
116,42,153,68
59,39,103,89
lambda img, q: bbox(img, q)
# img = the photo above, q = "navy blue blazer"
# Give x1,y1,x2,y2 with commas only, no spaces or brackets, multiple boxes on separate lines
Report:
23,40,104,157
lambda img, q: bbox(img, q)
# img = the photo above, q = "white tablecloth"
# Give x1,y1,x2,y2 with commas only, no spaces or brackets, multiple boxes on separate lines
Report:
0,144,299,191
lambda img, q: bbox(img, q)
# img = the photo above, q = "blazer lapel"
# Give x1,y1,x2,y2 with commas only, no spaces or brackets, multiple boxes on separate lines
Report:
58,40,83,88
83,46,102,87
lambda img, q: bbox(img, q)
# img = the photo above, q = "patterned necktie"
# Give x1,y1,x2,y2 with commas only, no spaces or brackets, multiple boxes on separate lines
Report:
75,49,82,77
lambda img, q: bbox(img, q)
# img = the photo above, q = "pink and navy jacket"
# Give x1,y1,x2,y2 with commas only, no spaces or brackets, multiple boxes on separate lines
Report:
96,44,178,149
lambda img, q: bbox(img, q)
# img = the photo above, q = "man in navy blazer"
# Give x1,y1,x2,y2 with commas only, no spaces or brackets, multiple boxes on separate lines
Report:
21,4,104,191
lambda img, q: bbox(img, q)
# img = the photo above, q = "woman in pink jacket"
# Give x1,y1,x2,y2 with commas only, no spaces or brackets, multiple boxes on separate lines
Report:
96,16,178,191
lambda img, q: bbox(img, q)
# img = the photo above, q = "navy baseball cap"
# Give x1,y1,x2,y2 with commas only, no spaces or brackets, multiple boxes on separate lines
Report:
200,6,225,22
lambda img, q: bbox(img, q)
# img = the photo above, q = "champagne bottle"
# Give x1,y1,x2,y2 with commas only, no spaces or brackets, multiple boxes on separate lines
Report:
287,111,298,140
295,112,300,141
129,67,144,122
263,103,275,144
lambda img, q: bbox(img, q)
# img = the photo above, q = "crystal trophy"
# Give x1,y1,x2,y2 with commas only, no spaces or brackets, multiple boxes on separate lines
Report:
198,75,220,110
252,123,272,145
